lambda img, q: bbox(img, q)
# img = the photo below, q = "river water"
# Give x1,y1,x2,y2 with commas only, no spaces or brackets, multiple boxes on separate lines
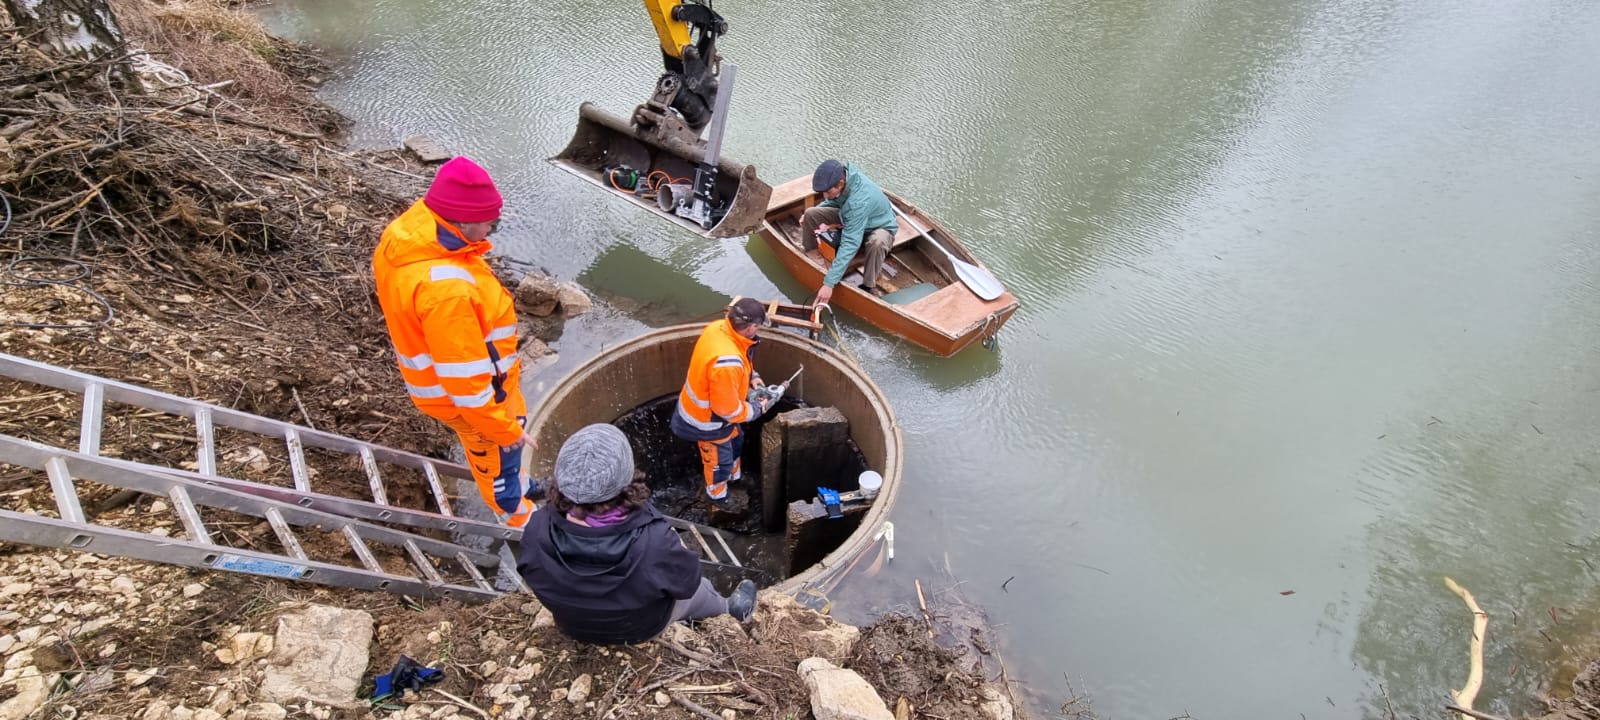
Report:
258,1,1600,717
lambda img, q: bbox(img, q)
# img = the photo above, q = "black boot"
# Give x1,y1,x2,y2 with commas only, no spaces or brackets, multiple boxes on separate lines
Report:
728,579,757,622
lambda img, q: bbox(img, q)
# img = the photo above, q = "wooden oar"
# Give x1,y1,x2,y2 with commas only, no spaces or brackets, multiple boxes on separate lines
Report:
890,205,1005,301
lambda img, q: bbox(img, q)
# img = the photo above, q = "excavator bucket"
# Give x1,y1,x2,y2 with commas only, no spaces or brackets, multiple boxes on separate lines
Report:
548,101,771,239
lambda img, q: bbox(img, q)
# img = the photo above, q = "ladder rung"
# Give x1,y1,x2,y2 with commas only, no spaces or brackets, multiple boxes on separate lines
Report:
422,462,455,517
359,447,389,506
45,457,85,524
168,486,213,545
284,428,311,493
711,529,742,568
195,407,216,476
265,508,308,561
457,552,493,592
342,525,382,573
685,525,718,563
78,382,103,456
404,539,445,585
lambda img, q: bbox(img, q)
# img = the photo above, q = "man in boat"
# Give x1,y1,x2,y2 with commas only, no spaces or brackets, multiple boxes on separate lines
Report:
670,298,778,503
372,156,539,528
800,159,899,303
518,424,757,644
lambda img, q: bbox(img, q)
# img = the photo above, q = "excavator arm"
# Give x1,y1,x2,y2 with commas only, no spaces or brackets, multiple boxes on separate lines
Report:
641,0,727,133
548,0,771,239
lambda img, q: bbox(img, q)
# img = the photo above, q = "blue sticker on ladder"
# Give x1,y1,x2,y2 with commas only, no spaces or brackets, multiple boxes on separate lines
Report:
213,553,309,579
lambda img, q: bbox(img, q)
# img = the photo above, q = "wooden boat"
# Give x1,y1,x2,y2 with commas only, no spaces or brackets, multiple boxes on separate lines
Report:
754,175,1019,356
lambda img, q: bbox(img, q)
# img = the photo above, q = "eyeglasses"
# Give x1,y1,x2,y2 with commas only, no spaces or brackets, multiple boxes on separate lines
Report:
451,218,501,236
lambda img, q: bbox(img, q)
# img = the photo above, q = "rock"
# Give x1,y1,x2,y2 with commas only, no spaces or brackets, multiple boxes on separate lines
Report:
229,447,271,474
193,709,224,720
555,282,592,317
978,685,1013,720
183,583,206,598
514,275,563,317
0,635,13,654
227,703,288,720
720,710,737,720
260,605,373,709
753,593,860,662
127,667,160,688
0,671,48,720
654,692,671,707
566,673,592,703
549,688,566,703
532,608,555,630
518,314,566,344
797,657,894,720
14,627,41,646
216,632,272,665
209,687,236,715
141,701,172,720
109,576,137,596
518,600,543,617
0,583,31,599
400,704,433,720
481,660,499,677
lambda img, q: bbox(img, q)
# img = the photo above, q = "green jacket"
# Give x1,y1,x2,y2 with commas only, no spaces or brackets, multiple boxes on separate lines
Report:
818,163,897,287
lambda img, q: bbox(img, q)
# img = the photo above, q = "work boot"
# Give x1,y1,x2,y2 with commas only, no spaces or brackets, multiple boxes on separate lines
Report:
728,579,757,622
861,284,886,298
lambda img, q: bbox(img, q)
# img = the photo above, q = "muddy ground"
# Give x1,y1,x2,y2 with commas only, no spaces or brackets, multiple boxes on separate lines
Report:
0,2,1023,719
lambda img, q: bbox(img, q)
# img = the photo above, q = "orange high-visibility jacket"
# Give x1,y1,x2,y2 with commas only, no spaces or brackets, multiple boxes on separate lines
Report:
373,199,522,446
672,319,758,440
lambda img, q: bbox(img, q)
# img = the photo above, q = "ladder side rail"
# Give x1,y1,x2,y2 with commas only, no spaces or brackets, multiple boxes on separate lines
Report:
0,436,501,568
149,463,516,542
0,510,501,602
0,353,475,482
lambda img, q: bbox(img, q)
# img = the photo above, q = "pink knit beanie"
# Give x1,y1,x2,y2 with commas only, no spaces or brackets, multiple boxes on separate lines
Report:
424,156,503,223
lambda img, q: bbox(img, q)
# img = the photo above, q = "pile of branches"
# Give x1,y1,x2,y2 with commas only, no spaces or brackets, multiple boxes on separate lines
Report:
0,31,398,260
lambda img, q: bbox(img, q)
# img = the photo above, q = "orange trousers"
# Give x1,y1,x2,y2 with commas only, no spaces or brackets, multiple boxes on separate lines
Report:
428,387,533,528
697,426,744,500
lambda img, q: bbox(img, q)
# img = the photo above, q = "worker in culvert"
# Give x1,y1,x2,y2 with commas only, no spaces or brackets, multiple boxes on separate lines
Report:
670,297,777,502
372,156,537,528
518,424,757,644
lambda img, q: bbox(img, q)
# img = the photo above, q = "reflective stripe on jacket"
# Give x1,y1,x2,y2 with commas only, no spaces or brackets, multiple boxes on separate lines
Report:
373,199,523,445
671,319,757,440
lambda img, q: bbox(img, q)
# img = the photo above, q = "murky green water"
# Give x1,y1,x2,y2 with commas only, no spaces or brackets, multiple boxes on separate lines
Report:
259,0,1600,716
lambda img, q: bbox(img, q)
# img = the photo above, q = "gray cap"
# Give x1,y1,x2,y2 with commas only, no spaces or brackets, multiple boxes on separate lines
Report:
812,159,845,192
554,424,635,504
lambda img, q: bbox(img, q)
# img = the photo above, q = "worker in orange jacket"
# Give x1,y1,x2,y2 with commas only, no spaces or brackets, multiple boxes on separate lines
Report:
372,156,537,528
669,298,776,501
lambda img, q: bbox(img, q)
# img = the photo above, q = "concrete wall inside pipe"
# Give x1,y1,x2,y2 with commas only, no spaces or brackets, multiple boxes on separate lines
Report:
524,324,901,593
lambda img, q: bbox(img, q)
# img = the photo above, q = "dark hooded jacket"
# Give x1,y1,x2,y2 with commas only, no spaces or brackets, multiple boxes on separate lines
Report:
517,502,702,644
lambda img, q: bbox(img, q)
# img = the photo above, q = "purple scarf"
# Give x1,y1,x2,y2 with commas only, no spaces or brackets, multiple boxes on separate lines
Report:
570,506,631,527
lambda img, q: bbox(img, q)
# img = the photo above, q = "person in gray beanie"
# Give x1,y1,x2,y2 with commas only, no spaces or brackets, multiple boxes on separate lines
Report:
517,423,757,644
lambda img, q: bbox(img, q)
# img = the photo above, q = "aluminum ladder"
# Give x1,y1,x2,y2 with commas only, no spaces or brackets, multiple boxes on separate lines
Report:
0,434,505,601
0,353,757,587
0,352,530,600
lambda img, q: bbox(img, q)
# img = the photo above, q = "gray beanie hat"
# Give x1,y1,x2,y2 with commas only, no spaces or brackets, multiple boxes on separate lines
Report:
554,424,636,504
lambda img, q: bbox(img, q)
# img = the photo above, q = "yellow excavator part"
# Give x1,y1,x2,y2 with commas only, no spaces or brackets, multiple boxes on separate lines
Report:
644,0,694,59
